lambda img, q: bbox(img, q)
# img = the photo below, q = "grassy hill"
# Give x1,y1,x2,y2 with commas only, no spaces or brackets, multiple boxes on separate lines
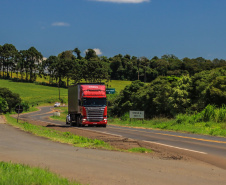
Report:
0,79,131,105
0,79,67,105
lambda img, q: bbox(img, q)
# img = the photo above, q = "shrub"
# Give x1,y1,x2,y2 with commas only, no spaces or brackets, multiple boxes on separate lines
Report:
0,87,21,112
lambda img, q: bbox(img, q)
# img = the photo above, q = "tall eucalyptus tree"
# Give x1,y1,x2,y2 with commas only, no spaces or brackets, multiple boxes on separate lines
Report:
27,47,43,82
1,43,17,78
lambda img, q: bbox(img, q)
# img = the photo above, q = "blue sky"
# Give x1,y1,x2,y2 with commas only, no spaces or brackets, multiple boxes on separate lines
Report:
1,0,226,60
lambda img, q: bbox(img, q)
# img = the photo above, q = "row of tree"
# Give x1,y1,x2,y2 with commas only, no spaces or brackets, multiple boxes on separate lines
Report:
1,43,226,86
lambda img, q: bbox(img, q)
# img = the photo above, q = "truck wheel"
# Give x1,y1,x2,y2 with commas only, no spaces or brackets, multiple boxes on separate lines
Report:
78,116,83,127
70,120,74,127
76,116,81,127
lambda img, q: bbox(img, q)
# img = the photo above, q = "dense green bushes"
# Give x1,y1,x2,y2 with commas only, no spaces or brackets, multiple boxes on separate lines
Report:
109,67,226,119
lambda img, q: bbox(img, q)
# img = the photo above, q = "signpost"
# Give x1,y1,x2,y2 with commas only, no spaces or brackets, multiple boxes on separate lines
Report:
106,88,115,94
15,105,23,123
129,111,144,123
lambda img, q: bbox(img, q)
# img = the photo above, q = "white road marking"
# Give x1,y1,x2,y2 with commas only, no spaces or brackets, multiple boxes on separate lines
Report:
77,128,123,137
143,140,207,154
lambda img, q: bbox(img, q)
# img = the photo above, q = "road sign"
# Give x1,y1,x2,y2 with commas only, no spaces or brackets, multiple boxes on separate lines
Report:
106,88,115,94
129,111,144,119
15,105,23,114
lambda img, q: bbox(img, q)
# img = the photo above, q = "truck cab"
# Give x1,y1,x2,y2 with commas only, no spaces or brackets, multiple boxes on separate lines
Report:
67,83,107,127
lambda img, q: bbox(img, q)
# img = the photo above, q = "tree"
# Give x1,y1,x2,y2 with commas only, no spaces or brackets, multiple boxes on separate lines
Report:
139,57,149,83
208,76,226,107
150,58,168,76
82,59,109,83
73,48,82,60
1,43,17,78
55,59,68,99
85,49,98,60
0,87,21,112
70,59,83,84
110,80,145,117
190,67,226,111
58,50,75,60
168,75,192,115
58,51,76,86
110,56,122,80
27,47,43,82
19,50,30,81
42,56,59,84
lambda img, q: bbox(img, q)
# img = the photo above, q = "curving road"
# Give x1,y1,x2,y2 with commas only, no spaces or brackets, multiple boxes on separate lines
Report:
1,108,226,184
20,106,226,170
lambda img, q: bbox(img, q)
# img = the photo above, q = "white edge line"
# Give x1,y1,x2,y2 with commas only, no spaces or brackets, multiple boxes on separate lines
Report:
77,128,123,137
143,140,207,154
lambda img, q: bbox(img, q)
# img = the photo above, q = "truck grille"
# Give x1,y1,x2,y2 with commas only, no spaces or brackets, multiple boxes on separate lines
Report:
85,107,105,122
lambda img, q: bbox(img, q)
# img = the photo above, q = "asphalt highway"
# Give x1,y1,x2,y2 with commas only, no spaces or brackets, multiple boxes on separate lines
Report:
20,106,226,169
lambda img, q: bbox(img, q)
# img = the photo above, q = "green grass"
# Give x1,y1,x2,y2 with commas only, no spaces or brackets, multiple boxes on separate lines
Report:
0,79,68,105
106,80,132,93
109,117,226,137
128,147,152,153
0,161,80,185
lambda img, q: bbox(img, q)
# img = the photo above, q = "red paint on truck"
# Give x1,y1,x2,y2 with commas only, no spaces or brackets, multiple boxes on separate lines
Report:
67,83,107,127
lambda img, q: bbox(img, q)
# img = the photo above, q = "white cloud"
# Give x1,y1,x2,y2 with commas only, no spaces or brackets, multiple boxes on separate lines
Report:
51,22,70,27
93,48,102,55
91,0,150,3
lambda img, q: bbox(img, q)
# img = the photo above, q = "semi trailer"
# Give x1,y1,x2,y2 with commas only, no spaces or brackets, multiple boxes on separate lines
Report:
66,83,107,127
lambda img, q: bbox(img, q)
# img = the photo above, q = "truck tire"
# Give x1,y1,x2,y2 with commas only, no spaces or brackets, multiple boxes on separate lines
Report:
70,120,75,127
76,116,82,127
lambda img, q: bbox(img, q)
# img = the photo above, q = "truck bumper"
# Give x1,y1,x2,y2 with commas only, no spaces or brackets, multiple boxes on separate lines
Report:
82,119,107,126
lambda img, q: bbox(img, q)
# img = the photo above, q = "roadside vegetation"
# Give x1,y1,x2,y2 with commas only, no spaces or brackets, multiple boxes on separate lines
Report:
5,114,151,153
5,114,114,150
0,161,80,185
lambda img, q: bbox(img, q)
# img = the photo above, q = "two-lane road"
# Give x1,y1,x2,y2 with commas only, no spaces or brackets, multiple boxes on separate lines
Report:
20,106,226,169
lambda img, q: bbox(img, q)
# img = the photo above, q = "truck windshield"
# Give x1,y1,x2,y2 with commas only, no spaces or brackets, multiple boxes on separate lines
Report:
82,98,106,107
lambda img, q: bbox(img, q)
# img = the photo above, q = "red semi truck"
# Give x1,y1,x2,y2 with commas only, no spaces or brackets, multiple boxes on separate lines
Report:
66,83,107,127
